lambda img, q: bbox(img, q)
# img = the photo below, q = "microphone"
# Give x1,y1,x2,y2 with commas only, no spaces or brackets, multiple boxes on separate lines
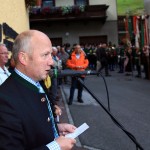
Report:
49,69,99,78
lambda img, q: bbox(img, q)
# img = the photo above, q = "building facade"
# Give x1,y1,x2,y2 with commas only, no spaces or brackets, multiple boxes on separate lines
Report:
30,0,118,46
0,0,29,50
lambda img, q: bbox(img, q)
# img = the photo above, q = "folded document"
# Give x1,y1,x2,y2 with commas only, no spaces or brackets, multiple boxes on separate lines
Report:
65,123,89,139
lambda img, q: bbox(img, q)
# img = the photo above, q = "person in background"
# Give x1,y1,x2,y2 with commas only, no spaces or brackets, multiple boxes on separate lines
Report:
142,45,150,79
134,48,141,78
117,44,125,73
66,44,89,105
124,47,132,76
49,46,62,101
96,43,111,76
0,30,76,150
58,45,69,70
58,45,69,84
0,43,11,85
57,45,61,54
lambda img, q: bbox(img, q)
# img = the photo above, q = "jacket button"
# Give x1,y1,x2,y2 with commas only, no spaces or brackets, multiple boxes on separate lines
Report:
41,97,46,102
47,117,50,122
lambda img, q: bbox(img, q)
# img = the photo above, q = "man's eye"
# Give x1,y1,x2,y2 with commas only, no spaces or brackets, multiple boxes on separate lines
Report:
44,53,49,57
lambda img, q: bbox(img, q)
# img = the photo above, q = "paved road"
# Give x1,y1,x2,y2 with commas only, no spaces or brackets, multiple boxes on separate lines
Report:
60,71,150,150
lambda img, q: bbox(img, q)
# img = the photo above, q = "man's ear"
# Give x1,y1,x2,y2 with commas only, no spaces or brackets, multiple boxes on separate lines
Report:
18,52,28,65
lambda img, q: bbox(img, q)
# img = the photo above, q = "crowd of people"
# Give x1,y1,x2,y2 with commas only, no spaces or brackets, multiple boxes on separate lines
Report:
48,42,150,80
0,30,150,149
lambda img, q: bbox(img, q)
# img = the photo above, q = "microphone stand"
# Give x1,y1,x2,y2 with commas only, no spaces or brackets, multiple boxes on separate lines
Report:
77,78,144,150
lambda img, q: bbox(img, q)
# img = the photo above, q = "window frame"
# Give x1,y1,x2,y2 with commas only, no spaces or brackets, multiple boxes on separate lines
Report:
74,0,89,6
42,0,55,7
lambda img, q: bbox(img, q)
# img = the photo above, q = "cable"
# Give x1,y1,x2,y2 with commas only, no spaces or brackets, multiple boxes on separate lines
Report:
77,78,144,150
97,73,110,111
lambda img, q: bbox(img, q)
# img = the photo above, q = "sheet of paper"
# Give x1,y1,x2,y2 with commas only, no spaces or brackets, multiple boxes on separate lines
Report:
65,123,89,139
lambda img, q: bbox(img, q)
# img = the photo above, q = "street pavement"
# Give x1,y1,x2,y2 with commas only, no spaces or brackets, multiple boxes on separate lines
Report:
58,70,150,150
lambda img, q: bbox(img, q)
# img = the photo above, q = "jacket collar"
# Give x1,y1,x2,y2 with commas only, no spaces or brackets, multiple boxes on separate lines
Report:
12,72,39,93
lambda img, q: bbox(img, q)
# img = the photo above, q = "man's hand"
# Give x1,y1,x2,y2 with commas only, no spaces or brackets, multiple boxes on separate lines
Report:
58,123,76,136
55,136,76,150
56,123,76,150
54,105,62,116
76,66,83,69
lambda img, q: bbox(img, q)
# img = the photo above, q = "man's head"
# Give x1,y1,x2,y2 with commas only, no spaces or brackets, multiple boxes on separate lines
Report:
52,46,58,56
56,46,61,52
0,44,9,69
60,46,65,54
12,30,53,81
102,43,107,48
74,44,81,54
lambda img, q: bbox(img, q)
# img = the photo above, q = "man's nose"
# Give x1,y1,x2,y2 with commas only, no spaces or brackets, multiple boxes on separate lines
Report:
48,57,54,66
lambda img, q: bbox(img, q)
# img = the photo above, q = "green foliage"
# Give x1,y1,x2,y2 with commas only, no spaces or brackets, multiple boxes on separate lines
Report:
61,6,73,15
117,0,144,15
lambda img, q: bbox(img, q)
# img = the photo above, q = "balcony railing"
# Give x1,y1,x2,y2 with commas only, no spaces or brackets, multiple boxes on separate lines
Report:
29,5,109,22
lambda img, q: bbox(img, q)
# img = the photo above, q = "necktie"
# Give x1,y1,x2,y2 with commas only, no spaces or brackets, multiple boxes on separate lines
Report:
36,82,59,138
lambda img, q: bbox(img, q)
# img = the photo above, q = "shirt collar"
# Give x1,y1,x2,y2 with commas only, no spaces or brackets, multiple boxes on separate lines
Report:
14,68,39,87
0,66,7,73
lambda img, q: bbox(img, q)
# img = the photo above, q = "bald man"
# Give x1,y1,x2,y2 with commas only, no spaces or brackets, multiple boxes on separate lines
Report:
0,30,76,150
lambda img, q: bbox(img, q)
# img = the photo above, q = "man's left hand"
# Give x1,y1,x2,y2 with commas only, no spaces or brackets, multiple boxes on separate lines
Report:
58,123,76,136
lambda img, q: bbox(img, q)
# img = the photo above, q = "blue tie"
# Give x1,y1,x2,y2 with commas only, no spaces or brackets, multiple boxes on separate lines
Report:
36,82,59,138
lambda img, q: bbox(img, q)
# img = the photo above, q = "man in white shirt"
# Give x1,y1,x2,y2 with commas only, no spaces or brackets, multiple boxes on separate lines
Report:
0,43,11,85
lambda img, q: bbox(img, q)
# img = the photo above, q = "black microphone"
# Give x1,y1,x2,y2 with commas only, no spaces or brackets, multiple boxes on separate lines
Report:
49,69,99,78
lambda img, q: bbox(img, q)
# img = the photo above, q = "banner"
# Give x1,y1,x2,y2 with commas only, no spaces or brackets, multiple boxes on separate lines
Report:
140,15,149,48
133,16,140,48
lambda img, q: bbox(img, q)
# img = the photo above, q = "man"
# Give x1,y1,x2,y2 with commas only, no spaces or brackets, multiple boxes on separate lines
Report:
49,46,62,101
117,44,125,73
0,43,11,85
0,30,76,150
57,45,69,84
66,44,89,105
96,43,111,76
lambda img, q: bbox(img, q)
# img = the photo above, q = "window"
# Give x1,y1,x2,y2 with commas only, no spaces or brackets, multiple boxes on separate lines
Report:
74,0,89,6
42,0,55,8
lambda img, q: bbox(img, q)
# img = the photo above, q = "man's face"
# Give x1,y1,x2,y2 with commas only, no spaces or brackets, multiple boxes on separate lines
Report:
25,35,53,81
0,45,9,66
52,50,57,56
75,45,81,54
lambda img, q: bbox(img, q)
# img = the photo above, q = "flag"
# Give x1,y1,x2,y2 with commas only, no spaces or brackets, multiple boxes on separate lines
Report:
140,16,144,48
133,16,140,48
128,16,133,40
144,15,149,46
124,16,132,47
140,15,149,48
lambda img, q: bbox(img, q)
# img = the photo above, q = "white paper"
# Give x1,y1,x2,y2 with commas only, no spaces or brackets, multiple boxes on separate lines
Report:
65,123,89,139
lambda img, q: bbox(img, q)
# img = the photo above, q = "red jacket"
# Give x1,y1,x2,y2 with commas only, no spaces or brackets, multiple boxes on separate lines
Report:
66,51,89,71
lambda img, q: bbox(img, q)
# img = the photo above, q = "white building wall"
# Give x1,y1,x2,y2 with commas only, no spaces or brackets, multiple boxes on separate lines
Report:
89,0,117,21
33,20,118,46
56,0,74,6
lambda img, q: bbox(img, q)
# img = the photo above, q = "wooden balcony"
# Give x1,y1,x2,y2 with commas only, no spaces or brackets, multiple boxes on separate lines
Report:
29,5,109,23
